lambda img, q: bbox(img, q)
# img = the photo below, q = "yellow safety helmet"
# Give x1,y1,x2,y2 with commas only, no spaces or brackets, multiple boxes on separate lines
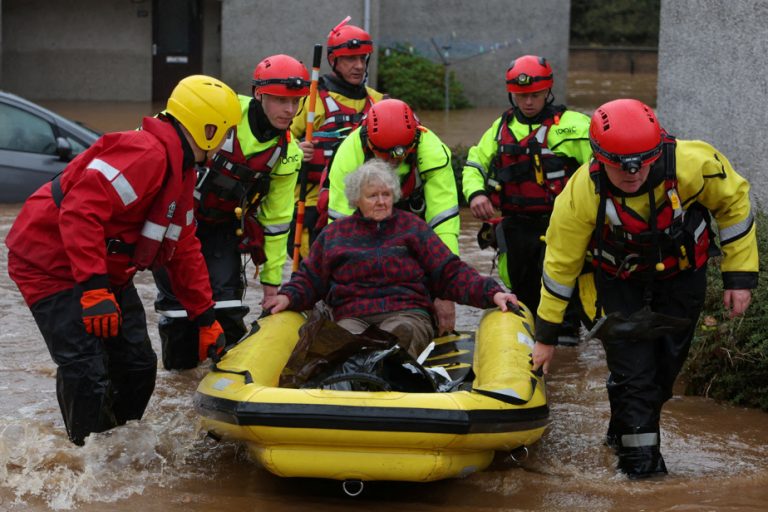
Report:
166,75,241,150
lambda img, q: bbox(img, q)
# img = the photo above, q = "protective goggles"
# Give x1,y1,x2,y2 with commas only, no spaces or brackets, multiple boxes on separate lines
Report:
328,39,373,53
591,140,663,174
506,73,552,87
252,77,311,90
368,139,414,160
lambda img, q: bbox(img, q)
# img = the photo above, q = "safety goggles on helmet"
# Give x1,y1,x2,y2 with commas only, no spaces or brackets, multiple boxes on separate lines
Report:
328,38,373,54
252,77,311,90
368,139,414,160
590,139,663,174
506,72,552,88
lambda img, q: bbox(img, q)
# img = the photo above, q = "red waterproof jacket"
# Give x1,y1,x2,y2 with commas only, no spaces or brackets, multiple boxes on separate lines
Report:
6,117,214,318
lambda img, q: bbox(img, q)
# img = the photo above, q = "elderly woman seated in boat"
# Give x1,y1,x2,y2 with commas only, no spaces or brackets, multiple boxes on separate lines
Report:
263,159,518,358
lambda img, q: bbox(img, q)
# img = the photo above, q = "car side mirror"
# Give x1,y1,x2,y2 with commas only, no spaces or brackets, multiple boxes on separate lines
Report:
56,137,73,161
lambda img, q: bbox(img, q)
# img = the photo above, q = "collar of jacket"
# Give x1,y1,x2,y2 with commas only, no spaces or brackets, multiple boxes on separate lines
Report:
512,103,565,125
248,98,282,142
352,208,399,228
163,113,197,168
322,73,369,100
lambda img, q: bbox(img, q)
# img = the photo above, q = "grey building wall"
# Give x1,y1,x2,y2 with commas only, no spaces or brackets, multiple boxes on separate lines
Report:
0,0,3,87
222,0,570,108
222,0,379,96
657,0,767,208
2,0,152,101
1,0,570,106
377,0,571,107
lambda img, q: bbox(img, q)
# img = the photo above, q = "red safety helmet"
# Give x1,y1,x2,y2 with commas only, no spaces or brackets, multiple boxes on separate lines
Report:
590,99,663,173
506,55,554,94
252,54,310,97
327,17,373,66
363,99,419,159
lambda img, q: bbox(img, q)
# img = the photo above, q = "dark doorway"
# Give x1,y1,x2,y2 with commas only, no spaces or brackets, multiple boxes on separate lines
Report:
152,0,203,102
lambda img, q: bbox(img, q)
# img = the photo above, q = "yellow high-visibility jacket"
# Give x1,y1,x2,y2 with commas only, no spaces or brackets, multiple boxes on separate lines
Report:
536,139,758,343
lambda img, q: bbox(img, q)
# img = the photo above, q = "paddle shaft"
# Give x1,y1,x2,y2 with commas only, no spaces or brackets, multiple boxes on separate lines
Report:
292,44,323,271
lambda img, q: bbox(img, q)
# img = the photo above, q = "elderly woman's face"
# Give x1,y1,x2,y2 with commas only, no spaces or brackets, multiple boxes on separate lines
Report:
356,180,394,221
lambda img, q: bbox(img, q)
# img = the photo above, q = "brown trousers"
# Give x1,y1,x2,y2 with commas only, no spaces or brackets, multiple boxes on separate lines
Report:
337,310,435,359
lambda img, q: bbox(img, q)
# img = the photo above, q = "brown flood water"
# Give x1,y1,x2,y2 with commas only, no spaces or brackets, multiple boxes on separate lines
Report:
2,72,766,511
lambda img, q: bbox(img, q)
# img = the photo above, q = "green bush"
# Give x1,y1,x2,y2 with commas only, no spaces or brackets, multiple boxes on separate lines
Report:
378,45,471,110
571,0,660,47
683,210,768,411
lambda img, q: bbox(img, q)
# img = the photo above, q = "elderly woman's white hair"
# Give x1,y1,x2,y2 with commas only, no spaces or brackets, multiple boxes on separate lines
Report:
343,159,402,209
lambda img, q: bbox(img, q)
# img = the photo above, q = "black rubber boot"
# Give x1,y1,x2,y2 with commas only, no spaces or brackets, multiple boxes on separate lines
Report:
618,445,668,479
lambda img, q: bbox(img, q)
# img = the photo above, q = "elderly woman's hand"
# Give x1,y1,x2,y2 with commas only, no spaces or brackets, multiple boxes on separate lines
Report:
493,292,519,312
262,293,290,314
434,298,456,336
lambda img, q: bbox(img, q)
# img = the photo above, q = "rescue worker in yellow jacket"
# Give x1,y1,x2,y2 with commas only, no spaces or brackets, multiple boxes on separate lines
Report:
326,98,461,334
153,55,309,370
461,55,591,345
533,99,758,478
290,17,385,255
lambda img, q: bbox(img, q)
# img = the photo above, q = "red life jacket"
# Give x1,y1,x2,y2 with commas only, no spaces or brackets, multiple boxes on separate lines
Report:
195,127,288,223
303,88,375,183
589,135,712,280
489,107,580,214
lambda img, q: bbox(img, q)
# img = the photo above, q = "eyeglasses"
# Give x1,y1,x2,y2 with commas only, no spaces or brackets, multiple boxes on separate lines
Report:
591,140,662,174
506,73,552,87
252,77,311,90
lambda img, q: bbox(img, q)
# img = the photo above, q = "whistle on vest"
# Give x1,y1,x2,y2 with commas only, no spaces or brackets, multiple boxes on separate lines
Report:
533,154,544,186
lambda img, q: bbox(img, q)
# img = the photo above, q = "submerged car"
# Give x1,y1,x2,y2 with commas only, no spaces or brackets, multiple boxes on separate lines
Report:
0,91,100,203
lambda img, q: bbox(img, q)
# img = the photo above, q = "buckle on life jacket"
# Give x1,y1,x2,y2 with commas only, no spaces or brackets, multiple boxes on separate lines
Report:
195,166,212,191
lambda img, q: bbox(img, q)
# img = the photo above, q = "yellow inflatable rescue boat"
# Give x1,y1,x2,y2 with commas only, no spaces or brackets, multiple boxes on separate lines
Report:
195,306,548,485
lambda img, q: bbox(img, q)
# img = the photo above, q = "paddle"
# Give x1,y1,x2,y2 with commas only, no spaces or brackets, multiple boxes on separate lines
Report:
292,44,323,271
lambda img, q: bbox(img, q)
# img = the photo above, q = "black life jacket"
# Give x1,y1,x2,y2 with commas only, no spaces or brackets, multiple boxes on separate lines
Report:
195,128,287,223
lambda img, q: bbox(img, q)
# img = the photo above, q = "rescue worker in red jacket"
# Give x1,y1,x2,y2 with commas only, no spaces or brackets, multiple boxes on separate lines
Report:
290,17,385,256
153,55,309,370
533,99,758,478
461,55,591,345
5,75,241,446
